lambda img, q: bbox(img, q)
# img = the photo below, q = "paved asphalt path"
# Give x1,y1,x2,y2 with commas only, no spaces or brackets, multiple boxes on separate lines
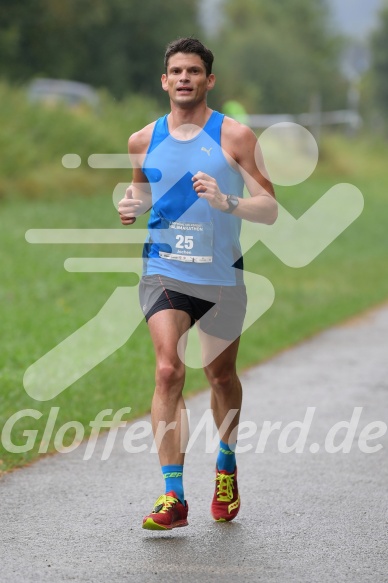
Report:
1,305,387,583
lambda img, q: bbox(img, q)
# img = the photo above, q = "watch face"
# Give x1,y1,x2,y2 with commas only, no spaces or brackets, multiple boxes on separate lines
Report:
227,196,239,211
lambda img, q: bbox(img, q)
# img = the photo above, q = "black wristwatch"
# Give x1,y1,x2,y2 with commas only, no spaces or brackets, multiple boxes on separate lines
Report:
223,195,239,214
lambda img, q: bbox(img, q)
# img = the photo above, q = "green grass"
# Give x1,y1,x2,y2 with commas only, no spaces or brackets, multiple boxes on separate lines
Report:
1,84,388,474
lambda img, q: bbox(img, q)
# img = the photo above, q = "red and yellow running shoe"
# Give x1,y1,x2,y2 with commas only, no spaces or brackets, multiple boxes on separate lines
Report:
142,491,189,530
211,467,240,522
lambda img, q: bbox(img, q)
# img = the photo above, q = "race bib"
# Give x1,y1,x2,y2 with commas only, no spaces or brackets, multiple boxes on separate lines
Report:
158,220,213,263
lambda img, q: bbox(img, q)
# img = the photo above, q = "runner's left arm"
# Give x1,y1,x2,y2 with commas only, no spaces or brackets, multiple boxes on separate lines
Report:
192,121,277,225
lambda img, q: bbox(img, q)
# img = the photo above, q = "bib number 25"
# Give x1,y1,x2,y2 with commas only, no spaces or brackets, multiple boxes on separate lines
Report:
176,235,194,250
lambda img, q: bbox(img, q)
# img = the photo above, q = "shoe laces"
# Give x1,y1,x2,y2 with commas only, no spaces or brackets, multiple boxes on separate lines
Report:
152,494,178,514
214,472,235,502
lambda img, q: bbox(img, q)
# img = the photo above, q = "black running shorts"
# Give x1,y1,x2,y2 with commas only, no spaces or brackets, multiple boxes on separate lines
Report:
139,274,247,341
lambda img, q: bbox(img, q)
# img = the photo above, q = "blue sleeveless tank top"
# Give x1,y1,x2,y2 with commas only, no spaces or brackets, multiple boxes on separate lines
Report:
141,110,244,285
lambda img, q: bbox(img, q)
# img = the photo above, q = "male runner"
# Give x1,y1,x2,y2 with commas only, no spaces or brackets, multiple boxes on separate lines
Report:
118,37,277,530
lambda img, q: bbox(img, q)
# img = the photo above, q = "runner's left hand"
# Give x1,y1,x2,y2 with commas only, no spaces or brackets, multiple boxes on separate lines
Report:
192,172,227,210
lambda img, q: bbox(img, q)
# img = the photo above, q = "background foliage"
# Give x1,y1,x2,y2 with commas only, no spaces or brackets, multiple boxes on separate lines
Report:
0,0,349,113
0,0,199,98
1,0,388,119
210,0,347,113
371,2,388,126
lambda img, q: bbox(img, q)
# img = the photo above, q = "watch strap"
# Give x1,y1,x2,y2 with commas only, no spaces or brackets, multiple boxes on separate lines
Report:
223,195,239,214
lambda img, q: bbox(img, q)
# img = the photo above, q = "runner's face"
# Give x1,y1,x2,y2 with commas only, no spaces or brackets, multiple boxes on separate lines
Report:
162,53,215,107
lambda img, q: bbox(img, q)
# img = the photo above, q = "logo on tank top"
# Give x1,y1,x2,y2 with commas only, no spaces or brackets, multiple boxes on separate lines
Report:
201,146,212,156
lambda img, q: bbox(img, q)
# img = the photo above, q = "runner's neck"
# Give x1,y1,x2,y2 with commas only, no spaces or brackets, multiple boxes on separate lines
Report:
167,106,213,140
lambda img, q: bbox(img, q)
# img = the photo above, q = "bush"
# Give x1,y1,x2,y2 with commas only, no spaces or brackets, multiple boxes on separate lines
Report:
0,81,160,199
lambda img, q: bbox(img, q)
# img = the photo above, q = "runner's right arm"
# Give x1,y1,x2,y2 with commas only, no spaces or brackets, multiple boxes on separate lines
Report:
118,126,154,226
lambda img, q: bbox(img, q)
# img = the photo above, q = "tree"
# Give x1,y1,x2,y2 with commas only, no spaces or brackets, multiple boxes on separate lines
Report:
208,0,347,114
371,3,388,122
0,0,200,99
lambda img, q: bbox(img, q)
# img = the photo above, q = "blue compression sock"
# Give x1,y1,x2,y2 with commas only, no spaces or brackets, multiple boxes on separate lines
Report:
217,440,236,473
161,465,184,503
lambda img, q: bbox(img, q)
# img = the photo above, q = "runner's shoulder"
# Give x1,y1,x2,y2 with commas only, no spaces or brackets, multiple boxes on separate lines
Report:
128,121,156,155
222,115,256,146
221,115,257,163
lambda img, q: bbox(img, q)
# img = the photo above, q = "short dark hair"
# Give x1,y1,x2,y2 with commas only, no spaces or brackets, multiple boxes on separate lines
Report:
164,37,214,76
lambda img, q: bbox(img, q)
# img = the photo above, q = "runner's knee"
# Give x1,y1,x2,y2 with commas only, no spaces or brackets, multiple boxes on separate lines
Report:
155,362,185,393
204,367,236,391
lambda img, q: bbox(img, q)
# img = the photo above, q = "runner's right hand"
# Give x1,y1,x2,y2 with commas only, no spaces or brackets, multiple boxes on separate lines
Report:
118,186,143,225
